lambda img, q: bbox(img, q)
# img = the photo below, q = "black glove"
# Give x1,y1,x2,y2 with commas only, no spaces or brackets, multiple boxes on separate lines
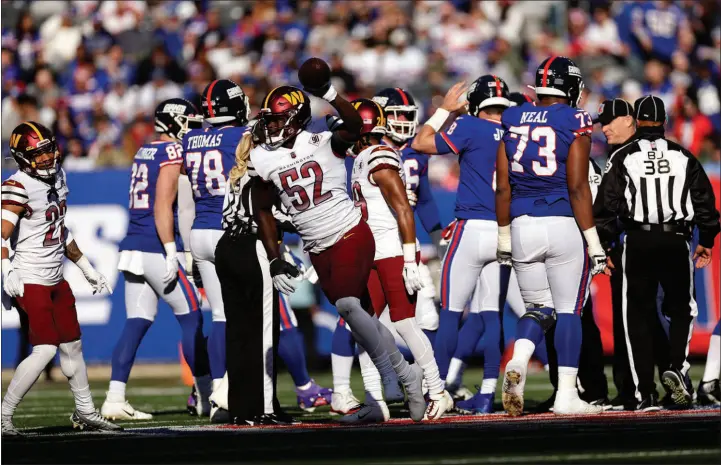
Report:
269,258,301,295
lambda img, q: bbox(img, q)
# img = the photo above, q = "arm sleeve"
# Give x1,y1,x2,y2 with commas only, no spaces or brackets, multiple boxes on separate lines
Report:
686,156,721,248
177,174,195,251
414,168,442,233
593,151,629,247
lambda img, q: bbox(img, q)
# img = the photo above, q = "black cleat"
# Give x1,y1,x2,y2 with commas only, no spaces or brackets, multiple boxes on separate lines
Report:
662,369,692,408
271,409,301,425
636,393,660,412
533,392,556,413
233,414,283,426
697,379,721,406
588,397,613,411
609,394,636,411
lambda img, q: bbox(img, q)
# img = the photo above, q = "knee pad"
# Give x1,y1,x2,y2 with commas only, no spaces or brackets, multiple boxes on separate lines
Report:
58,339,84,378
519,306,556,334
335,297,361,320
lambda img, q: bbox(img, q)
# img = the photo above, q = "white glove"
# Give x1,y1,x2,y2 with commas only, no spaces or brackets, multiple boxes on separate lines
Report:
583,227,607,276
2,258,24,298
75,256,113,294
163,242,179,283
406,189,418,207
270,258,301,295
402,244,423,295
185,251,194,275
497,225,512,267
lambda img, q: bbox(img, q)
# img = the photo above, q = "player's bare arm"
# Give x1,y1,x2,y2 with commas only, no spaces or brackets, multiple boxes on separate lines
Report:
412,81,467,154
329,94,363,145
155,162,182,282
374,168,416,245
64,238,82,262
567,135,608,275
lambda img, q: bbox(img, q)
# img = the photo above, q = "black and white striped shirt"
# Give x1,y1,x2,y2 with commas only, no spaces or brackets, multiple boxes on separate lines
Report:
594,126,720,247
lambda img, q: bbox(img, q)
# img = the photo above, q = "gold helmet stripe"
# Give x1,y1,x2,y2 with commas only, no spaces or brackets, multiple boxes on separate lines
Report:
23,121,45,141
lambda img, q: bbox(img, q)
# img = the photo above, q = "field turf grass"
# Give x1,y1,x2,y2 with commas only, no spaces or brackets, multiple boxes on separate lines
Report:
2,366,720,464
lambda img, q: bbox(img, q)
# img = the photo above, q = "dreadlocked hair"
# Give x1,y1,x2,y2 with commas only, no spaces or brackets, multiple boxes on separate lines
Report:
228,132,253,191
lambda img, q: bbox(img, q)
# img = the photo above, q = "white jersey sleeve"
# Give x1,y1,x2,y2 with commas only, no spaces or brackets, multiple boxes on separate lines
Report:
249,118,360,253
366,146,402,186
2,170,70,285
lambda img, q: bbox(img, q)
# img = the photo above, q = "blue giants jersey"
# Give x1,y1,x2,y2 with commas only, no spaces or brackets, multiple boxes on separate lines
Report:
434,116,505,221
501,102,593,219
119,141,184,254
182,125,246,229
400,143,442,233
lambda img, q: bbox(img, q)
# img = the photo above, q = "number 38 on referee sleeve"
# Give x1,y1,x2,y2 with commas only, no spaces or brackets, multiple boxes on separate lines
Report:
644,151,671,175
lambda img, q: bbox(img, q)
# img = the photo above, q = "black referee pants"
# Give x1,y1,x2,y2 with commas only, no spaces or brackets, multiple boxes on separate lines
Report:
622,230,696,401
215,232,280,421
610,244,670,403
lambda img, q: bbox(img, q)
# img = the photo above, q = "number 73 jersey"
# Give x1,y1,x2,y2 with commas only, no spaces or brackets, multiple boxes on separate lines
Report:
501,102,593,219
1,169,70,285
250,118,360,253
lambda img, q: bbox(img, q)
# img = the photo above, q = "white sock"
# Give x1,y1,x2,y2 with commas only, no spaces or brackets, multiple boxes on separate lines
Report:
331,353,354,393
59,340,95,415
558,366,579,392
212,378,223,394
297,381,312,391
395,317,443,395
446,358,466,388
511,338,536,366
544,364,550,372
107,381,127,401
703,335,720,382
358,350,383,405
2,344,57,418
481,378,497,394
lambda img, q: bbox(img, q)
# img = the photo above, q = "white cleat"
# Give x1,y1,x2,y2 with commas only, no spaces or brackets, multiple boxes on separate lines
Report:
447,385,474,401
502,360,527,417
404,364,427,422
553,390,604,415
338,402,389,424
424,390,454,420
330,389,362,416
2,416,20,436
101,399,153,421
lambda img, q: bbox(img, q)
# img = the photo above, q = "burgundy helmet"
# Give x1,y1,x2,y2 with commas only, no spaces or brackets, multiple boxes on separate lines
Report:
349,98,387,155
255,85,312,149
9,121,59,180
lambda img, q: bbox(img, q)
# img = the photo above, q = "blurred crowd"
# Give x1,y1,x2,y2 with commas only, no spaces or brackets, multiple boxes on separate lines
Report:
1,0,719,185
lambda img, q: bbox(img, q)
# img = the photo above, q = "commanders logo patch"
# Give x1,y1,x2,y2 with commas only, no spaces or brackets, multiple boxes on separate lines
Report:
309,134,320,146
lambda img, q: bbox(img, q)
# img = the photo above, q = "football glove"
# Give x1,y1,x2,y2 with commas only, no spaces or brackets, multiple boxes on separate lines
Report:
162,243,179,284
497,225,512,267
2,259,24,298
439,219,458,247
402,261,423,295
270,258,301,295
76,256,113,294
589,251,608,276
406,189,418,207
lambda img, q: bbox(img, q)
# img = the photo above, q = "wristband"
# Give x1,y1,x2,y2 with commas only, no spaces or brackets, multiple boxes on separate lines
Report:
2,258,12,273
498,224,511,252
163,242,178,259
403,243,416,263
322,85,338,102
1,237,8,250
2,210,18,226
582,227,604,256
424,108,450,132
75,256,94,275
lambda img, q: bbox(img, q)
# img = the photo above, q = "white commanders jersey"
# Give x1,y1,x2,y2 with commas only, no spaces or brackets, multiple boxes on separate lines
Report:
351,144,409,260
250,118,360,253
1,169,70,285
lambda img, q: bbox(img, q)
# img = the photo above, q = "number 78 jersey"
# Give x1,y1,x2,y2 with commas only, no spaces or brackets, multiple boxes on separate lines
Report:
501,102,593,219
250,118,360,253
182,126,247,229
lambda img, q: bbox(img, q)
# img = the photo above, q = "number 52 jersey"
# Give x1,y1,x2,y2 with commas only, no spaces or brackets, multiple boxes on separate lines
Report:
1,169,69,285
501,102,593,219
250,118,360,253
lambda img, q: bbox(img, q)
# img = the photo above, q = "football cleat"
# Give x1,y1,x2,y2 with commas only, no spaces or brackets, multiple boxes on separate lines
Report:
636,393,661,412
446,384,474,402
272,409,301,425
187,386,198,415
2,416,20,436
383,375,406,405
502,360,527,417
404,363,427,422
662,369,692,408
339,402,389,424
424,390,453,420
330,389,362,416
232,413,280,426
70,410,123,432
697,379,721,406
296,380,333,412
455,388,494,415
210,403,231,424
100,399,153,421
553,390,604,415
588,397,613,411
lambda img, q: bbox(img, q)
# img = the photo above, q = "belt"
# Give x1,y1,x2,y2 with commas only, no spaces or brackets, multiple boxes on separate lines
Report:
626,221,692,235
227,221,258,239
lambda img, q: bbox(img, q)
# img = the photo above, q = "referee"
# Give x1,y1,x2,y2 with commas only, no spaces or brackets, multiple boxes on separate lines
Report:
593,98,671,410
594,95,721,410
215,133,300,425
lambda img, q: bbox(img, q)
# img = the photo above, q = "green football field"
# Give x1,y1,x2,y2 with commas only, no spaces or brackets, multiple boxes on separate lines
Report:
2,365,720,464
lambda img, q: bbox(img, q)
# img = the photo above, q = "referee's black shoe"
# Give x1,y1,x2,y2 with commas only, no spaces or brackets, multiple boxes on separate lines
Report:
697,379,721,406
232,414,279,426
662,369,693,408
272,410,301,425
610,394,637,411
636,393,661,412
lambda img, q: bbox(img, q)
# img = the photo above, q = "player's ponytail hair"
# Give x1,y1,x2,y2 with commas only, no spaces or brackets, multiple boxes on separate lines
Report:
228,132,253,190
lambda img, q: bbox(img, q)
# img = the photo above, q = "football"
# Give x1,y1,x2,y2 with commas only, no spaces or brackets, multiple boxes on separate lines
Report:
298,57,331,90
